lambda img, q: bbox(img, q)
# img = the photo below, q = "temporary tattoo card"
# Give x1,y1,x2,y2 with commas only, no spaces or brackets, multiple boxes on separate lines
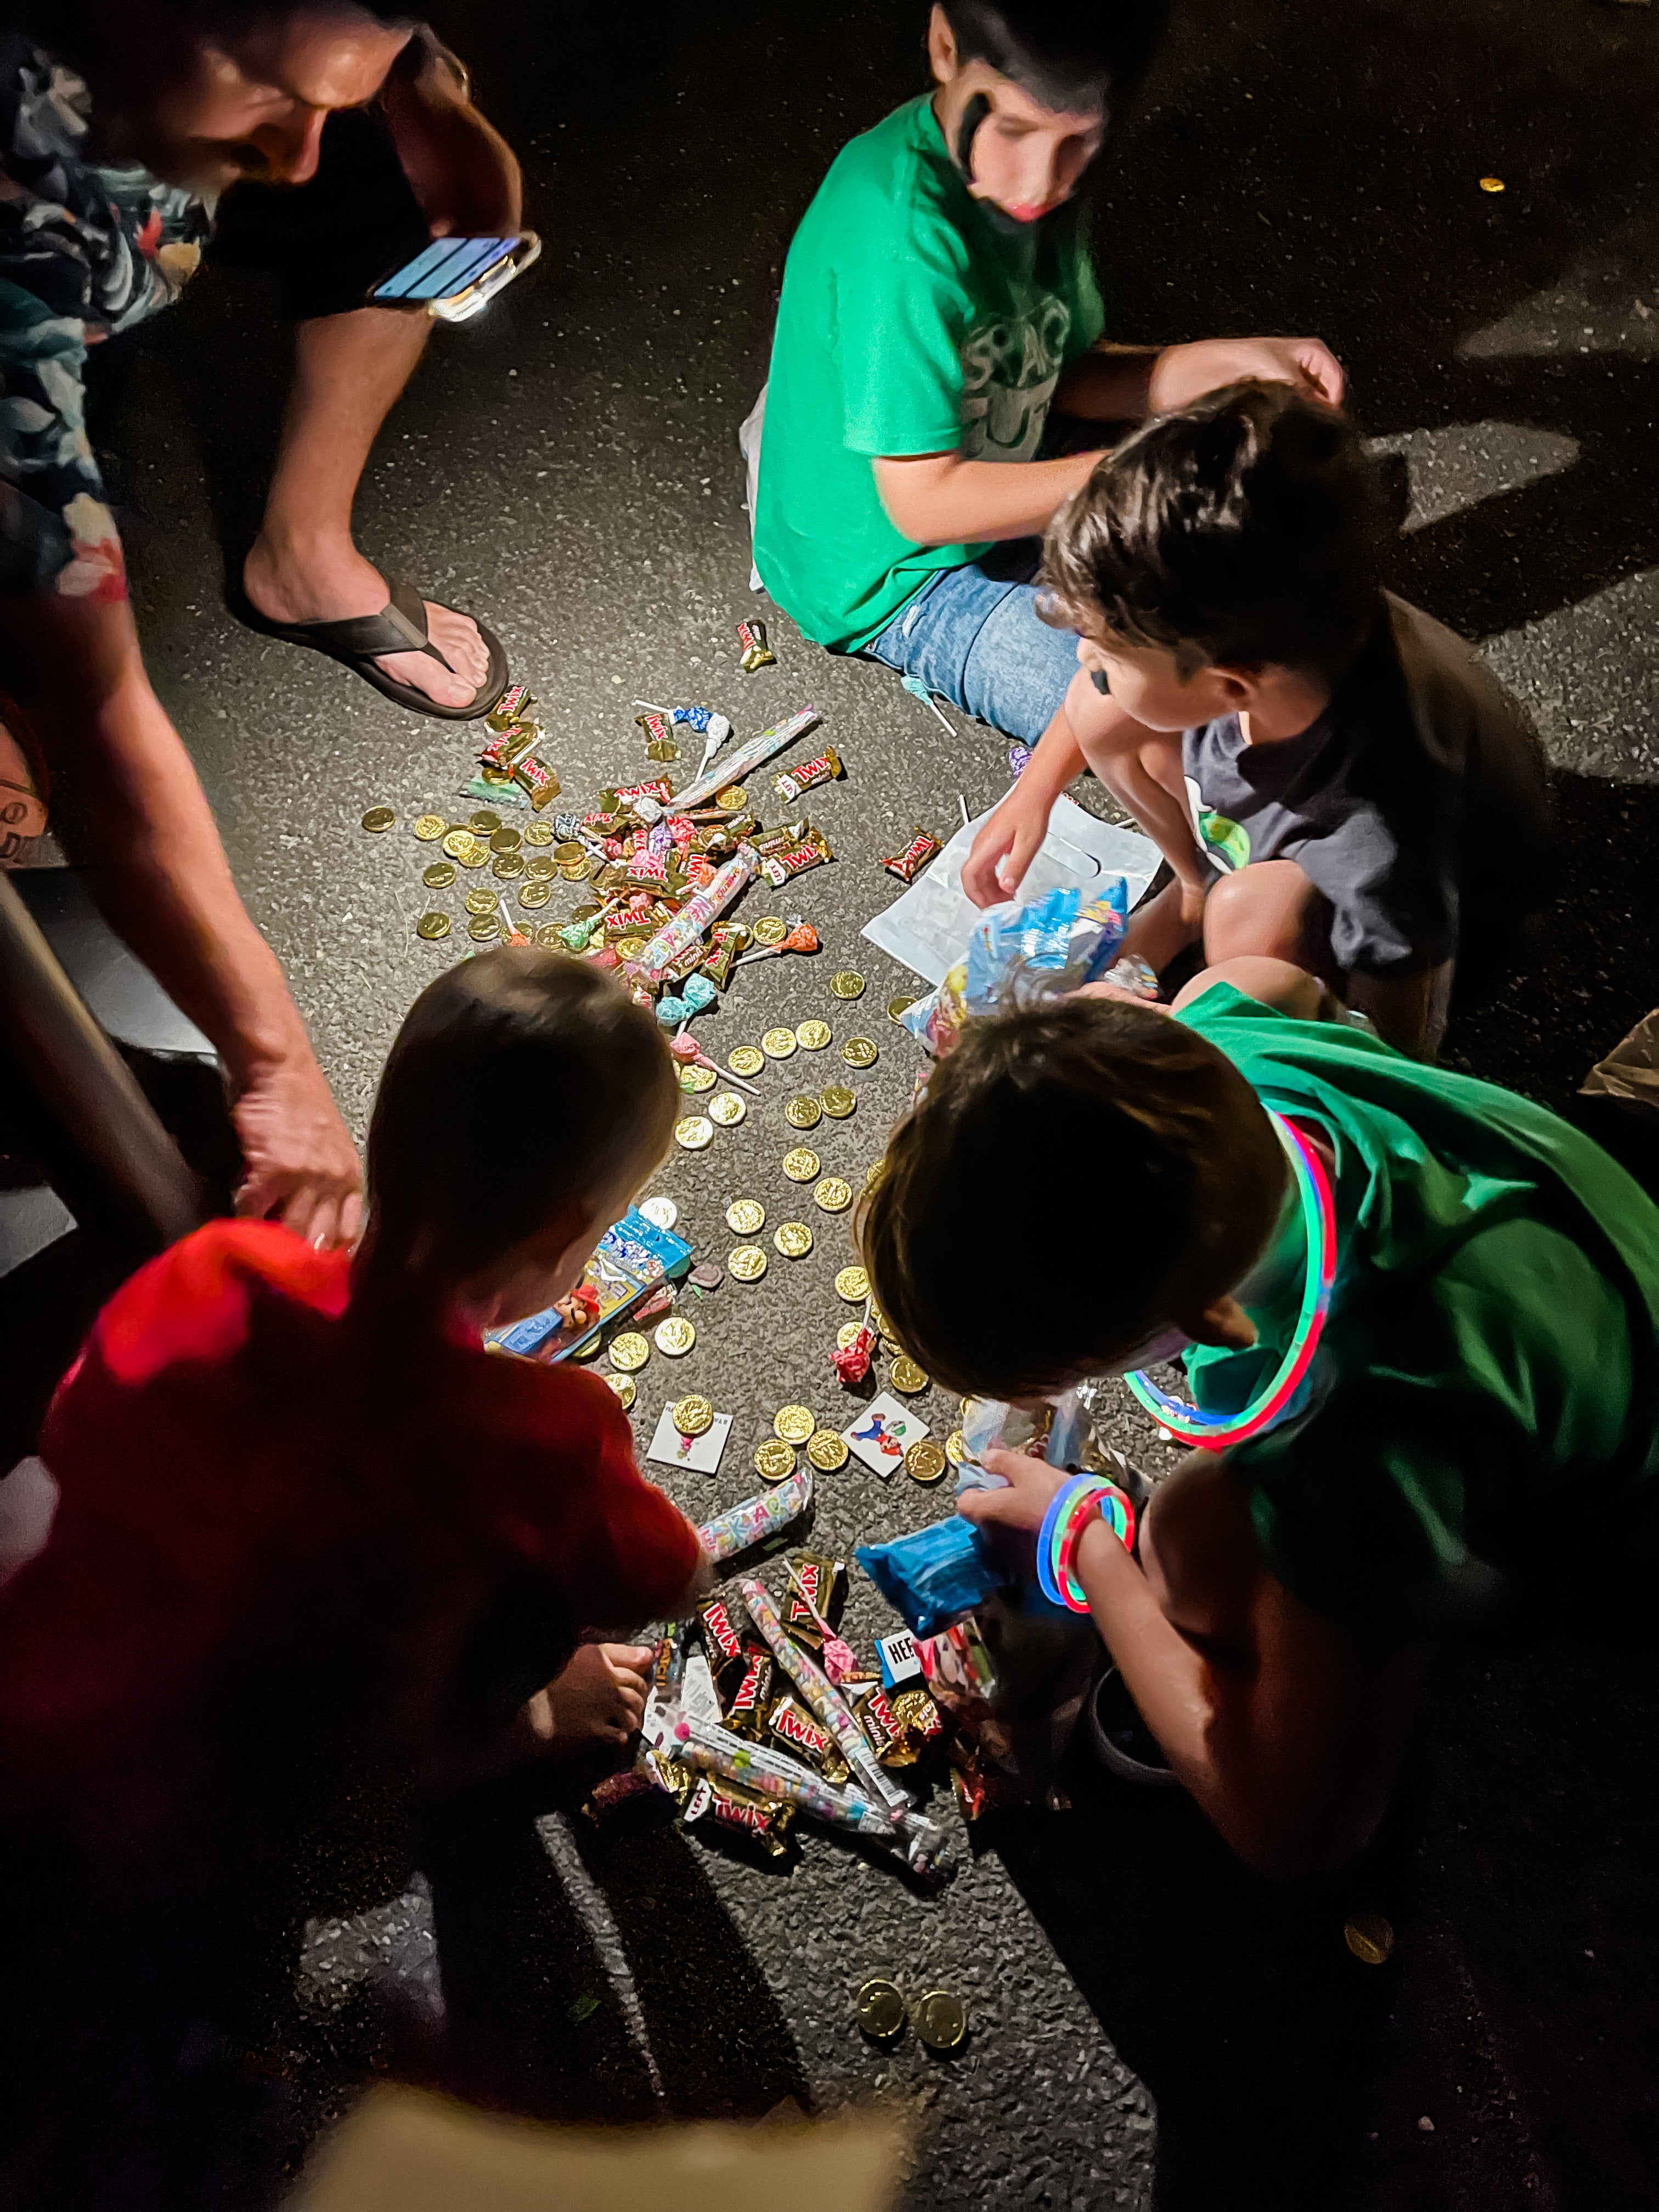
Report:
646,1406,733,1475
840,1390,930,1478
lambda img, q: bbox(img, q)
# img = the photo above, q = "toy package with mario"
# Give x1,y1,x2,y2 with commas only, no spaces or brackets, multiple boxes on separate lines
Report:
485,1206,693,1364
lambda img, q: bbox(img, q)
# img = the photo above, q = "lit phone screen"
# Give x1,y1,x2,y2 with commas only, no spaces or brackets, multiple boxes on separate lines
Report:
373,237,517,302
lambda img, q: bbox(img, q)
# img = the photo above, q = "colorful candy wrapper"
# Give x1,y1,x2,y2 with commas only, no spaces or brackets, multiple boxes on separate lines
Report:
629,843,758,983
1008,742,1031,779
881,828,941,884
696,1466,814,1563
760,828,832,886
605,778,675,811
686,1772,795,1855
487,684,534,730
855,1516,1010,1638
737,618,776,672
773,747,842,803
514,754,561,808
632,707,821,823
768,1694,851,1784
738,1576,910,1810
832,1321,876,1385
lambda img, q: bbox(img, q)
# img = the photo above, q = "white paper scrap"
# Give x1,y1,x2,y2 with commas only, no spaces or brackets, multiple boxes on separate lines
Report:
861,793,1161,986
646,1406,733,1475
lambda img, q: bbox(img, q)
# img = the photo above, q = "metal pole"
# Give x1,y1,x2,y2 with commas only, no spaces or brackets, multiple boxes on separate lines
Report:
0,870,202,1252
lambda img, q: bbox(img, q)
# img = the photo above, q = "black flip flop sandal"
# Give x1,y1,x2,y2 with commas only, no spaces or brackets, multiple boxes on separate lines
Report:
241,575,510,721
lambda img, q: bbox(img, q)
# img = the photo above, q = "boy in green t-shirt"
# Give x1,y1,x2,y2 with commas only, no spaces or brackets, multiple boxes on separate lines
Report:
859,960,1659,1875
752,1,1344,743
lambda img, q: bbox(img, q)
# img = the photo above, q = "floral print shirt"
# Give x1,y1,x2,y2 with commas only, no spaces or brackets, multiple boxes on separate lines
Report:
0,33,211,600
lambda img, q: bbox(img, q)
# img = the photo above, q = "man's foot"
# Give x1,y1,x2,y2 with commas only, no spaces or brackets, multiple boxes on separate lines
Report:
242,534,490,710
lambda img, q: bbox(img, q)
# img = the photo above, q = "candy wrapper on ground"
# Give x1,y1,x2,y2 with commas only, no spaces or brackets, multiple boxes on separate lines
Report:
697,1466,814,1563
899,883,1131,1059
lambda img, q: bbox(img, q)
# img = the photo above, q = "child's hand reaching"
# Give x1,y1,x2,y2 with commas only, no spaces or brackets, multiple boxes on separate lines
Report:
955,1444,1071,1535
528,1641,654,1750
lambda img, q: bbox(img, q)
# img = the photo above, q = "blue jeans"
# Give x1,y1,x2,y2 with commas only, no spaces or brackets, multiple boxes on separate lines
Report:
865,550,1081,744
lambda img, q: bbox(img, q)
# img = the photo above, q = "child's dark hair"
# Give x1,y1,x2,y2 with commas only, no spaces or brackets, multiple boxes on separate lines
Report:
859,997,1286,1400
1040,381,1387,680
356,949,676,1308
939,0,1168,117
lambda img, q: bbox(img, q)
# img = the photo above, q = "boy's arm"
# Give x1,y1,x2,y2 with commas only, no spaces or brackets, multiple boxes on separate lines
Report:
962,1447,1425,1877
871,446,1103,546
1055,336,1346,422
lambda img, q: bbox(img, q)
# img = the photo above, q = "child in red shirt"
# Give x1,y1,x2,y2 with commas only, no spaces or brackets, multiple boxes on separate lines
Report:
0,949,706,2203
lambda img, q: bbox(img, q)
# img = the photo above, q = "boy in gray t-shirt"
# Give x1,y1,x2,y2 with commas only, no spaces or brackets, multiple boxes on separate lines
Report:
962,382,1551,1056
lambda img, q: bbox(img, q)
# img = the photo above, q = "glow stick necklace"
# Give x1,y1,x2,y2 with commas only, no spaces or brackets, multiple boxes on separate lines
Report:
1125,1110,1337,1450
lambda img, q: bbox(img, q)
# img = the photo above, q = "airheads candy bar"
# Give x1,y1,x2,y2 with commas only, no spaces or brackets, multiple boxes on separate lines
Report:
631,708,821,823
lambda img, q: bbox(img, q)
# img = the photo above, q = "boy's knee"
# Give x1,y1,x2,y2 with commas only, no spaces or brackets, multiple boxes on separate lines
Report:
1203,860,1323,964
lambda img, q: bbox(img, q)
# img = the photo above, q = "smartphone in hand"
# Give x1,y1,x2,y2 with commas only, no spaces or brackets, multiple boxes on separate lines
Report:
368,232,540,323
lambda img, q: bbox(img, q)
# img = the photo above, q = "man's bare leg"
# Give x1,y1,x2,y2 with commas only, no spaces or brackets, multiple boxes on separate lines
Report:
241,308,489,709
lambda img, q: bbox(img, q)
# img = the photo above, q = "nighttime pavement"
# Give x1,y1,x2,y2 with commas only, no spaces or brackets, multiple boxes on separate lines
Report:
86,0,1659,2204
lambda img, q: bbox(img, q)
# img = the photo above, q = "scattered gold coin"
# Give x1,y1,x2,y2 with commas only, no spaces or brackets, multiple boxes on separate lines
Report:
945,1429,966,1466
606,1373,636,1409
1479,175,1505,194
725,1198,765,1234
616,934,646,961
518,880,552,908
905,1438,949,1485
841,1037,878,1068
890,1355,929,1393
836,1319,866,1349
560,858,592,881
835,1265,870,1302
413,813,448,842
415,912,451,941
640,1196,679,1231
492,851,526,880
729,1244,769,1282
470,810,503,836
655,1316,696,1357
751,916,789,947
533,923,561,946
729,1046,765,1077
708,1092,747,1127
795,1019,832,1051
554,841,587,866
830,971,866,1000
754,1437,798,1482
490,826,522,854
774,1221,814,1258
360,805,396,832
820,1086,857,1119
888,995,917,1022
865,1159,887,1189
761,1026,798,1059
464,887,499,916
673,1394,714,1437
441,828,475,861
774,1404,816,1446
1344,1914,1395,1966
782,1148,820,1182
608,1331,650,1373
679,1063,717,1092
814,1176,853,1214
785,1096,822,1131
674,1116,714,1150
467,915,501,942
714,784,747,811
526,854,557,880
422,860,456,889
523,821,554,847
806,1429,850,1471
459,837,490,869
915,1990,968,2053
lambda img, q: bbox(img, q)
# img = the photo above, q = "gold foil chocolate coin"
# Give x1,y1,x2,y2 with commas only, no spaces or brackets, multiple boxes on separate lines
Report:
416,911,451,941
728,1046,765,1078
640,1196,678,1230
469,810,503,836
814,1176,853,1214
761,1026,798,1059
795,1019,832,1051
754,1438,797,1482
518,880,552,909
458,837,490,869
855,1978,907,2042
890,1356,929,1394
865,1159,886,1189
837,1319,865,1349
422,860,456,889
655,1316,696,1357
606,1373,636,1410
915,1990,968,2053
467,913,501,944
492,851,526,880
751,916,789,947
708,1091,747,1127
830,971,866,1001
526,854,557,879
774,1221,813,1258
679,1063,716,1092
674,1116,714,1150
554,842,588,867
820,1086,856,1119
774,1404,816,1446
835,1266,870,1303
361,805,396,833
905,1438,948,1485
673,1394,714,1437
1344,1914,1395,1966
560,857,592,881
441,828,475,861
782,1148,820,1182
464,888,499,916
888,995,917,1023
729,1245,769,1282
785,1096,822,1131
533,923,561,946
725,1199,765,1234
841,1037,878,1068
806,1429,850,1471
489,826,522,853
413,813,448,842
714,784,747,811
608,1332,650,1373
945,1430,966,1467
523,821,554,847
615,935,646,961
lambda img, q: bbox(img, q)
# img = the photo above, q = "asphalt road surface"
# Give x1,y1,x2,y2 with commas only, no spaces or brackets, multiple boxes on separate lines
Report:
92,1,1659,2204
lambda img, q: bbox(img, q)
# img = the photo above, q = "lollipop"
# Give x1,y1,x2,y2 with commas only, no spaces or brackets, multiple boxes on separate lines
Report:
733,922,819,969
656,973,718,1029
669,1030,760,1097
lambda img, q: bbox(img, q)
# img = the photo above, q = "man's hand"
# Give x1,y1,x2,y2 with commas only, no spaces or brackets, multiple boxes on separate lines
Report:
1148,336,1344,415
961,776,1055,907
382,39,522,237
232,1054,363,1249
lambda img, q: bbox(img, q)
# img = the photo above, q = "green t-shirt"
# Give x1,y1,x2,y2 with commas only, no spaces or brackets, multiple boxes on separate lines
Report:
753,96,1105,652
1173,985,1659,1637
